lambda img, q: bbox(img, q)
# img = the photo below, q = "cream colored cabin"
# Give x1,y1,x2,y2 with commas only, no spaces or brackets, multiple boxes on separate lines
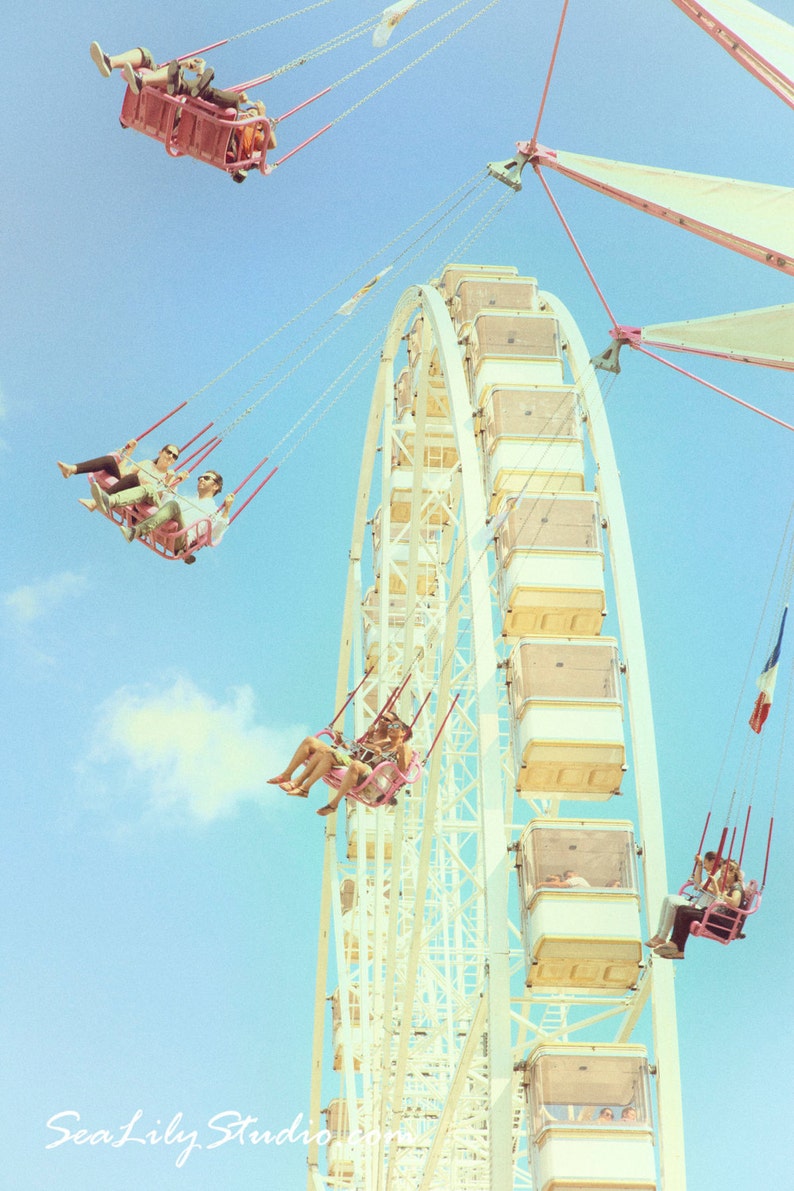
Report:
324,1099,361,1183
394,366,414,422
346,799,395,861
391,425,458,474
480,385,586,511
340,878,389,963
496,493,606,639
389,479,451,527
509,638,626,799
468,312,565,397
516,819,642,990
331,987,363,1072
438,261,524,302
523,1045,657,1191
451,277,540,334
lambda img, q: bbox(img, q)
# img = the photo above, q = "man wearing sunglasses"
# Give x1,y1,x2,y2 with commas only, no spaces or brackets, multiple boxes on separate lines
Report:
93,469,233,557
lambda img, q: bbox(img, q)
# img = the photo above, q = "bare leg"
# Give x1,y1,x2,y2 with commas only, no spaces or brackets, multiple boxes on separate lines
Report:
109,48,148,71
293,751,336,791
126,63,171,91
268,736,329,784
318,761,371,814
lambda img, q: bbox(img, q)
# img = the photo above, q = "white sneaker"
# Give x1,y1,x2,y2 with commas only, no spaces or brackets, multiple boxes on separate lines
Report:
122,62,142,95
90,41,112,78
90,481,110,514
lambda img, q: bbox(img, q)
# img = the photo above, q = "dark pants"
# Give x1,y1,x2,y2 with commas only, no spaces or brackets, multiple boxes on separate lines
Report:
75,456,143,497
671,905,706,952
202,85,245,110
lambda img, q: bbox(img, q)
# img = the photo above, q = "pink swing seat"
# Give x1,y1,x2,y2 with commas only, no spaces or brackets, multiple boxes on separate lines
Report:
322,751,423,808
677,878,762,946
88,464,215,562
119,86,273,175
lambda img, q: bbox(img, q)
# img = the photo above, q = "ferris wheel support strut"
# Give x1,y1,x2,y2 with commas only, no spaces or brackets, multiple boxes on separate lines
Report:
543,290,687,1190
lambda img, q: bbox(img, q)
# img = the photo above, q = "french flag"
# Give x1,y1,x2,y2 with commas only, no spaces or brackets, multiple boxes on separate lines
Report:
749,606,788,734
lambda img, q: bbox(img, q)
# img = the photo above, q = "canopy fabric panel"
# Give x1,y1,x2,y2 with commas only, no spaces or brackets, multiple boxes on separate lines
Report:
538,147,794,272
639,303,794,370
670,0,794,107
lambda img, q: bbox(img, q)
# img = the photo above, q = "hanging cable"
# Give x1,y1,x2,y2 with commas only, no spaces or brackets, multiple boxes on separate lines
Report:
213,176,496,439
331,0,501,126
178,168,490,414
228,1,353,43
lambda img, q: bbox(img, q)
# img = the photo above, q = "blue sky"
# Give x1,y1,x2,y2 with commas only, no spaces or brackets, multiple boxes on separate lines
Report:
3,1,792,1187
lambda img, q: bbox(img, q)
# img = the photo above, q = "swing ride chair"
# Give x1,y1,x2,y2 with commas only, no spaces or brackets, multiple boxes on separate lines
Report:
677,878,762,945
88,460,213,562
119,85,275,176
118,52,331,179
315,729,423,809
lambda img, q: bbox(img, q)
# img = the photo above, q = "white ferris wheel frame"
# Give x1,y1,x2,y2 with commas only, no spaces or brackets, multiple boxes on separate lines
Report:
306,277,687,1190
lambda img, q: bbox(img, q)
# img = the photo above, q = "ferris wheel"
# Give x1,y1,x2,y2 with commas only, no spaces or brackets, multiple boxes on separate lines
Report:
305,263,686,1191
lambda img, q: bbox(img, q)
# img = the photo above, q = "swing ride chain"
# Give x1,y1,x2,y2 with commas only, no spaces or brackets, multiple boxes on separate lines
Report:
227,0,343,43
216,175,497,434
332,0,501,125
274,184,513,468
181,167,487,412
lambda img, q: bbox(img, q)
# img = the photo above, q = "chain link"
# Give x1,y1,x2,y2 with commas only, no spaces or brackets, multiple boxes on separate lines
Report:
332,0,500,123
228,0,343,43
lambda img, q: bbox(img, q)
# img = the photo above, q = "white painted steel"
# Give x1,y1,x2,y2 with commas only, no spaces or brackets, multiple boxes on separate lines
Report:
306,270,685,1191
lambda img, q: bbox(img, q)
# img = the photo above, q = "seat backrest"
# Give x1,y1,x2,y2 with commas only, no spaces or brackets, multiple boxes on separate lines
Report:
120,86,182,149
172,100,237,167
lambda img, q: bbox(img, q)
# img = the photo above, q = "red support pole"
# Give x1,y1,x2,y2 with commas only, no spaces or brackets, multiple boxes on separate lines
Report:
711,826,729,887
277,86,332,122
424,694,460,763
409,690,433,731
696,812,711,857
530,0,570,145
269,123,332,170
157,41,229,68
738,805,752,870
181,436,221,468
390,672,413,710
135,401,188,442
228,467,278,524
180,422,214,453
721,827,738,890
228,73,275,92
761,817,774,889
187,440,222,475
329,669,373,729
370,674,413,732
232,454,270,497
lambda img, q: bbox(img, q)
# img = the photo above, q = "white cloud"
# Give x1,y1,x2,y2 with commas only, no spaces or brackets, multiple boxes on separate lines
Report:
5,571,87,623
90,677,309,822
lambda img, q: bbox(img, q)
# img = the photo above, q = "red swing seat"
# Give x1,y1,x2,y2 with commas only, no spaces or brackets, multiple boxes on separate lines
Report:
88,467,215,562
119,86,185,156
119,86,273,175
172,97,273,174
677,878,762,946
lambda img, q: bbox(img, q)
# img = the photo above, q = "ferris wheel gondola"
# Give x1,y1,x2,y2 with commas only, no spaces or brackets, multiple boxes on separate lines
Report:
306,263,686,1190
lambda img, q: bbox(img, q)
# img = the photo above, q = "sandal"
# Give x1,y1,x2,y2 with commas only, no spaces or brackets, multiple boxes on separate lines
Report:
317,804,336,816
